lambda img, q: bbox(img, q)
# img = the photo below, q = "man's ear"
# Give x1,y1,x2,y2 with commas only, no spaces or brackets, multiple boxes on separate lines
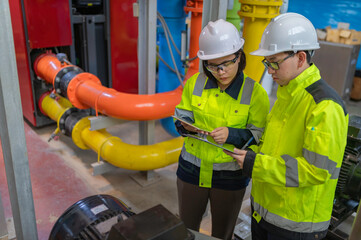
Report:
297,51,307,68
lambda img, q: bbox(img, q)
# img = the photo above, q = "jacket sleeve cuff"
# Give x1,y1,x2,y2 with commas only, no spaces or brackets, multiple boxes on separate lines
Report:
226,127,255,148
175,120,189,136
243,150,256,178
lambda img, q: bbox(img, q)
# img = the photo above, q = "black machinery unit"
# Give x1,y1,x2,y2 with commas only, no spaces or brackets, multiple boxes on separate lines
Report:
49,195,195,240
327,115,361,239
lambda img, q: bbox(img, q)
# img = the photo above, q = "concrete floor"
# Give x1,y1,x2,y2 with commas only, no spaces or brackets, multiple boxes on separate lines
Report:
0,84,360,240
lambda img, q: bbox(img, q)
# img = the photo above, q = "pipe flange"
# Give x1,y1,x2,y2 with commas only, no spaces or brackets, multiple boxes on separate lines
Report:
67,72,102,109
71,116,91,150
54,66,83,95
58,107,79,136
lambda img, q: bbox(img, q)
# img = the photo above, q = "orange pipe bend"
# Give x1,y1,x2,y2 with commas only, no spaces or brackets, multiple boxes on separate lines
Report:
33,5,203,121
34,54,198,121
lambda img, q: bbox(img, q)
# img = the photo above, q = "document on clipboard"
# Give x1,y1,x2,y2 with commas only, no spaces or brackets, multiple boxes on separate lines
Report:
172,115,210,133
173,115,254,153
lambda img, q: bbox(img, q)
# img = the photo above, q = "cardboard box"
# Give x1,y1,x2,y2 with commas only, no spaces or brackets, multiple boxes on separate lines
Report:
319,23,361,45
326,28,340,43
340,29,351,38
345,30,361,45
316,29,327,40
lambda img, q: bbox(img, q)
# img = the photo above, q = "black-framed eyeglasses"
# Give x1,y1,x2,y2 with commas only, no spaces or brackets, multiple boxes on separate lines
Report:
262,52,296,70
205,53,239,73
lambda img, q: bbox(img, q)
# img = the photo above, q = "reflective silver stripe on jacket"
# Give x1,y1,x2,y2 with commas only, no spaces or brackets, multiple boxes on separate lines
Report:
174,108,194,122
247,123,264,144
192,73,207,97
251,196,330,232
181,146,241,171
241,78,261,143
240,77,255,105
281,150,340,187
303,148,340,179
281,155,299,187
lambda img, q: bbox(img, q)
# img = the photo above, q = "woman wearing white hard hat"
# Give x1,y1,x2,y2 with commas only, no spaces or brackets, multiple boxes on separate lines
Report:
173,19,270,240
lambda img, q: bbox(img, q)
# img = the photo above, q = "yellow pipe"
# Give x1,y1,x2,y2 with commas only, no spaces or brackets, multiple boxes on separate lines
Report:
79,122,183,170
239,0,283,82
40,93,72,122
40,93,184,171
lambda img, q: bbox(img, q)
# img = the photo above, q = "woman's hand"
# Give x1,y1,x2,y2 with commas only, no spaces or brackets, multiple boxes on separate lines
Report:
180,122,210,135
180,122,199,132
210,127,229,144
223,148,247,168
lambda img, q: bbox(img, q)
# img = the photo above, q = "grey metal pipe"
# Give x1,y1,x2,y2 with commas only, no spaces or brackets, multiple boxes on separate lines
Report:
0,0,38,239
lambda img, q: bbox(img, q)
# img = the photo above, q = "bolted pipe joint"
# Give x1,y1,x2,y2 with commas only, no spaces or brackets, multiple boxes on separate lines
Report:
54,66,83,97
58,108,89,137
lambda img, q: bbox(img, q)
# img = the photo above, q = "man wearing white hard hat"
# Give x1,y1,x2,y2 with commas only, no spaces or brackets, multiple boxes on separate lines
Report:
225,13,349,239
173,19,270,240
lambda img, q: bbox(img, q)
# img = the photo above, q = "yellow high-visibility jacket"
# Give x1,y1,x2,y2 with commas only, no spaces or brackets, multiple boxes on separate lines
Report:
248,64,349,233
175,72,270,188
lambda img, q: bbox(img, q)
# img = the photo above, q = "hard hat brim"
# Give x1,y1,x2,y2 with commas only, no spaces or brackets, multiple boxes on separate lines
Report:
250,48,278,57
197,43,243,60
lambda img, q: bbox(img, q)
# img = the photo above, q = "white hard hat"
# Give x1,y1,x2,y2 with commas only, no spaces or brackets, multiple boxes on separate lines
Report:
251,13,320,56
197,19,244,60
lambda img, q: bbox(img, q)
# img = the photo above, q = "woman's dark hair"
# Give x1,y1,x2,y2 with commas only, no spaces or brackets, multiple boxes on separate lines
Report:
202,48,246,80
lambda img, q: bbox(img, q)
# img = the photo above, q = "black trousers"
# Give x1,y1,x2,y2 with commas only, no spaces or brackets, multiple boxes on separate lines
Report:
251,210,328,240
177,178,246,240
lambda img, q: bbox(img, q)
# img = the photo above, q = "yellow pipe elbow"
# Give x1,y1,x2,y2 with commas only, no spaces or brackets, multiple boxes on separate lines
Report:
41,93,184,171
80,127,184,171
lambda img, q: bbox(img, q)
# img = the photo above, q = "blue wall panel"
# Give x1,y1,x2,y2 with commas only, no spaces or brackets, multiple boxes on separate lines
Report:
288,0,361,69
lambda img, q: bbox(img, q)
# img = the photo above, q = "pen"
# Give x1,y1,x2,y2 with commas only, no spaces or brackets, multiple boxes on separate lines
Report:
241,136,254,150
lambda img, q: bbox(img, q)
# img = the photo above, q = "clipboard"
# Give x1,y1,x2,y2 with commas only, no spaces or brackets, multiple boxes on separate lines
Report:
185,134,254,154
173,115,254,153
185,133,236,153
172,115,210,133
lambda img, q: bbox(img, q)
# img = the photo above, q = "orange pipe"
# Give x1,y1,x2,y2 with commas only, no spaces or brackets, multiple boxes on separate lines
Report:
34,53,66,86
34,54,197,121
33,4,203,121
185,0,203,73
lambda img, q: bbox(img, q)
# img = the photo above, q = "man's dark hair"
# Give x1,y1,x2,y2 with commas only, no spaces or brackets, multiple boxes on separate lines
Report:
285,50,312,64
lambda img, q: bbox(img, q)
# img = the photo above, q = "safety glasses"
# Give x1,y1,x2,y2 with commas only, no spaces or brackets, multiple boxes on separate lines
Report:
262,52,296,70
205,53,239,73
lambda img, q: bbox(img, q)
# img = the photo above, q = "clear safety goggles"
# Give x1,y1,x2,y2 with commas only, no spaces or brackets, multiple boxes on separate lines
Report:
205,54,239,73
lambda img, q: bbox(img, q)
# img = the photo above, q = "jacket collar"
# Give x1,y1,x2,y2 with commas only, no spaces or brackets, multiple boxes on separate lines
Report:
204,72,244,100
278,64,321,99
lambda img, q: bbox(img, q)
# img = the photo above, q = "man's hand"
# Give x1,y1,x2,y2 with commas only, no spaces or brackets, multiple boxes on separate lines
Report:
224,148,247,168
210,127,229,144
